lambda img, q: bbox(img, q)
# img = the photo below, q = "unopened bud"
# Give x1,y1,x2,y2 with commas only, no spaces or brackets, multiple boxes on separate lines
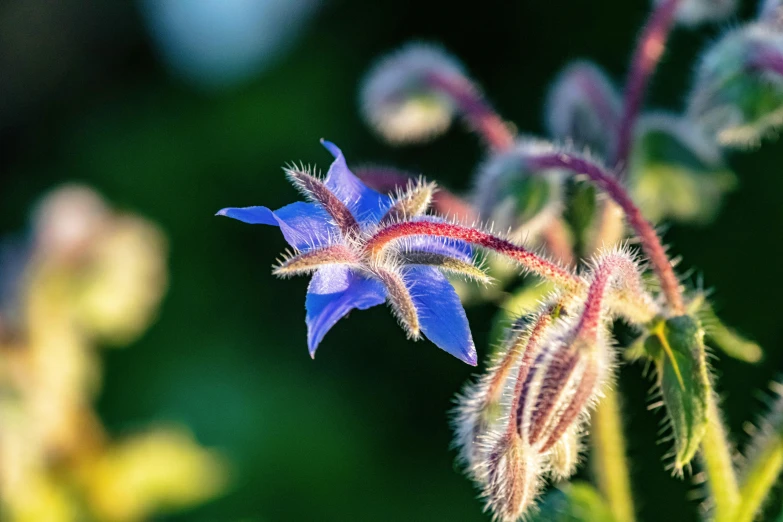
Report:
656,0,737,26
482,434,543,522
360,43,466,144
759,0,783,28
688,24,783,148
547,425,583,481
545,61,621,158
32,184,109,263
473,140,564,241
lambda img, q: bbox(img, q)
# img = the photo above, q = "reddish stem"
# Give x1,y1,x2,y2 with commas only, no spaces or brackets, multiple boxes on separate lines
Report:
364,221,581,291
614,0,681,169
425,73,515,151
526,152,684,314
354,167,477,222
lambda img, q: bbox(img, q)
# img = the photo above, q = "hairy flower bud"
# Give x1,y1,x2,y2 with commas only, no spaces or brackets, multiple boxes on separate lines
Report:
630,112,735,224
454,311,555,474
360,43,467,144
473,140,564,241
656,0,737,26
547,425,583,481
482,433,544,522
759,0,783,27
545,61,621,158
688,24,783,148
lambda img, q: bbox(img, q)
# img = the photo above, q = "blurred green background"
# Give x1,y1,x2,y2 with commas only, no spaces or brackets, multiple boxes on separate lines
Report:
1,0,781,520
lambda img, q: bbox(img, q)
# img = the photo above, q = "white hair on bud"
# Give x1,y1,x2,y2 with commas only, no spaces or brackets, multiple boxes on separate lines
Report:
657,0,737,26
545,61,621,154
759,0,783,26
473,138,565,243
546,424,584,481
360,42,466,144
688,24,783,148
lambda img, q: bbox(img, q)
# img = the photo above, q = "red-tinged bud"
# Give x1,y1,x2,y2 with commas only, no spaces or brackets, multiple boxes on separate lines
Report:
482,434,544,522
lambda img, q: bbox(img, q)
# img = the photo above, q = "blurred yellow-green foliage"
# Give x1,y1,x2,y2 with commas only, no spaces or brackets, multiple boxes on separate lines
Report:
0,1,781,521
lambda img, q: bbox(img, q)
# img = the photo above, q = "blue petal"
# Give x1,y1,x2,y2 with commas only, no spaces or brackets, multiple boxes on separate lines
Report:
305,266,387,356
321,139,393,224
406,266,476,365
405,236,473,263
217,201,337,250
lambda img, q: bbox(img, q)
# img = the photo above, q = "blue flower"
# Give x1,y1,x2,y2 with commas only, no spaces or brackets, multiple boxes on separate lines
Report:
217,140,482,365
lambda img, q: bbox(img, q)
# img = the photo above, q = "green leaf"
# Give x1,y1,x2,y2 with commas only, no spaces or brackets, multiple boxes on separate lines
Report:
645,315,710,471
529,482,617,522
630,114,736,225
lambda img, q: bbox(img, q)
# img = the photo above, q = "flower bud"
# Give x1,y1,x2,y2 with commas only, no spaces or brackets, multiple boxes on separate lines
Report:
482,433,543,522
547,425,583,481
360,43,467,144
516,324,608,455
656,0,737,26
32,185,109,263
759,0,783,28
473,140,564,241
688,24,783,148
545,61,621,158
630,112,735,224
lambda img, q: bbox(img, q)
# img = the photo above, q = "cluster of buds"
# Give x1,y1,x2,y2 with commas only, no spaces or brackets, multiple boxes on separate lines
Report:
223,1,783,521
453,251,655,520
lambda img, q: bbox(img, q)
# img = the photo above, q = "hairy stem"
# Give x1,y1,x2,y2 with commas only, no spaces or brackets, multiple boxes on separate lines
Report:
591,387,636,522
424,72,515,150
615,0,682,168
590,0,681,255
365,221,582,291
700,392,740,522
526,152,684,314
734,386,783,522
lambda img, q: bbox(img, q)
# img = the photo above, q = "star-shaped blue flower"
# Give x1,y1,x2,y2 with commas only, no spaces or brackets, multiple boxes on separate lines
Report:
217,140,480,365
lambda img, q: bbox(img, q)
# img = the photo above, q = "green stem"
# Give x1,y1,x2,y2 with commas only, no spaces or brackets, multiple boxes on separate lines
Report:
700,392,740,522
735,437,783,522
735,389,783,522
591,386,636,522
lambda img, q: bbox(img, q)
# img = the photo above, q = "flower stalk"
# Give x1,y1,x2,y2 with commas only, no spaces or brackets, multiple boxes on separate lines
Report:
591,386,637,522
525,151,685,314
700,392,741,522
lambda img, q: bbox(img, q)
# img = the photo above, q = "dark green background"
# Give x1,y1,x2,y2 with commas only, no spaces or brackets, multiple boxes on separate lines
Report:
1,1,781,520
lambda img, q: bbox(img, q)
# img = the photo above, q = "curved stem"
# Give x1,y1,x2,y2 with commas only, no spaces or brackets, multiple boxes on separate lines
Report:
526,152,684,314
591,0,681,254
591,386,636,522
425,73,515,151
365,221,582,291
615,0,682,169
700,392,740,522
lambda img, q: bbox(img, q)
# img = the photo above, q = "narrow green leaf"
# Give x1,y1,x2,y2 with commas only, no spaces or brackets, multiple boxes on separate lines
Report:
646,315,710,472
